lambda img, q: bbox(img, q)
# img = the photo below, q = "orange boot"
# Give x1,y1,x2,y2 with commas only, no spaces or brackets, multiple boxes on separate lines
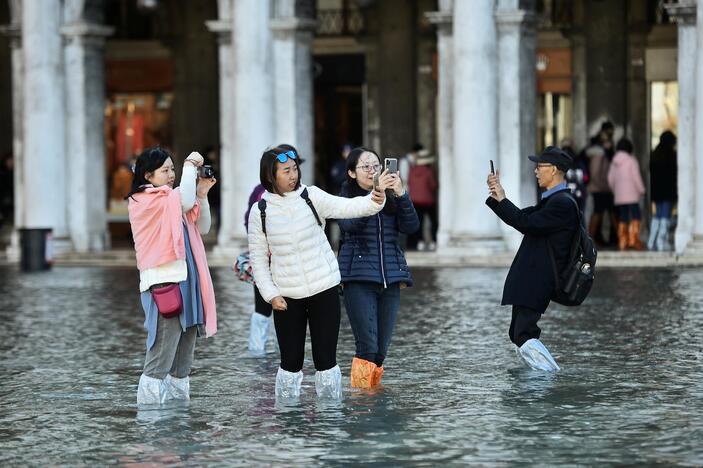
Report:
627,220,645,251
370,366,384,386
617,222,628,251
350,357,377,388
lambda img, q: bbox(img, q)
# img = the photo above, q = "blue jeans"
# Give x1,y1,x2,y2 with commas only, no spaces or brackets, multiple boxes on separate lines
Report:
654,201,673,220
343,282,400,366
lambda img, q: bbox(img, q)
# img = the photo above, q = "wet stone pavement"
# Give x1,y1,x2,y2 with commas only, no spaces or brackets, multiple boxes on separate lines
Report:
0,265,702,466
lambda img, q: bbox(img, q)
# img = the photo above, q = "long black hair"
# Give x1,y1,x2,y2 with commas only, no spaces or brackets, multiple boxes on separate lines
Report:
259,144,302,195
341,146,397,214
125,146,173,199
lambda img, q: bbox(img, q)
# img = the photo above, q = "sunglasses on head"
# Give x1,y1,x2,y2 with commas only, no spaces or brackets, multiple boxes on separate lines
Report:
275,150,297,163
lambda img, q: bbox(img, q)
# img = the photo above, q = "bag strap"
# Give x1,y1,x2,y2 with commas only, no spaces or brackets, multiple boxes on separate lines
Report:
258,199,267,235
545,192,582,283
300,187,323,227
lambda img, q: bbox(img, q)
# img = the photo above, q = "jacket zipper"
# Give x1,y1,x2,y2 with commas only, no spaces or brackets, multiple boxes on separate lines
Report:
378,213,387,288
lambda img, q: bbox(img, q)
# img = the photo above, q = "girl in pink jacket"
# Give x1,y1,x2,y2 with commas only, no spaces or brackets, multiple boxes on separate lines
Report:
607,138,645,250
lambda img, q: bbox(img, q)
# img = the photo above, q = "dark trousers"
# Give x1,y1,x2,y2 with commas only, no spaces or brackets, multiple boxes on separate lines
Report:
254,285,273,317
509,305,543,347
408,204,438,248
343,282,400,366
274,286,340,373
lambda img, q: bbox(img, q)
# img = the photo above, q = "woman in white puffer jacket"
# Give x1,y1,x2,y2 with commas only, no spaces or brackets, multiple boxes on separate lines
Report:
248,144,391,399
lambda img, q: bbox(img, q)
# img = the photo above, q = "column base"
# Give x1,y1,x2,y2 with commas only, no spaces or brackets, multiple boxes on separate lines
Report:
682,234,703,256
438,234,506,256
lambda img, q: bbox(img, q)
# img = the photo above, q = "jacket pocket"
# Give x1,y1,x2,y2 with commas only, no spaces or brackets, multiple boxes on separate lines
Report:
395,245,409,272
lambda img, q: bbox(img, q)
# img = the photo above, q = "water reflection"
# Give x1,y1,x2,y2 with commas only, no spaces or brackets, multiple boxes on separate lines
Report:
0,266,701,465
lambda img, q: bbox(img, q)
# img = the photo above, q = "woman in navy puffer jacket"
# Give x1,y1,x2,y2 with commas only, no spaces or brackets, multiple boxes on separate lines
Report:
338,147,420,388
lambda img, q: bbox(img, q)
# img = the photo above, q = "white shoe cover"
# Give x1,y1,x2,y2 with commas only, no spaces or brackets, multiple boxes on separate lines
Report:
137,373,167,405
518,339,561,372
163,375,190,401
315,365,343,399
248,312,271,356
275,367,303,398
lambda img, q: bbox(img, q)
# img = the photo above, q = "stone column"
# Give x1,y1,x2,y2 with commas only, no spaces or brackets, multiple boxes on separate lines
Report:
62,17,113,252
665,2,697,254
426,1,453,250
450,0,503,254
692,0,703,253
207,0,234,254
217,0,275,253
22,0,70,250
0,0,23,259
495,1,537,251
270,0,316,185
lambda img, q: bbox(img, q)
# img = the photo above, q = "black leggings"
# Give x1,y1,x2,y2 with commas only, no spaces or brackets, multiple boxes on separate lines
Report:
508,305,543,347
274,286,340,373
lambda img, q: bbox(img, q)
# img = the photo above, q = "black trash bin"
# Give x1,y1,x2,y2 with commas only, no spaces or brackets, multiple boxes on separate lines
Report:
19,228,53,271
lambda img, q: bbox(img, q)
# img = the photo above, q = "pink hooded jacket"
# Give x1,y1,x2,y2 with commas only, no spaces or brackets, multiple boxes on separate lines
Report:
607,151,645,206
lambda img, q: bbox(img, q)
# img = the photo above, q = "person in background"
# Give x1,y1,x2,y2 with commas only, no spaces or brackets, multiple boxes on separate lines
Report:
399,143,423,183
647,131,677,251
127,147,217,406
586,130,617,247
248,144,389,400
407,150,438,251
338,147,419,388
329,143,352,196
607,138,645,251
561,139,589,216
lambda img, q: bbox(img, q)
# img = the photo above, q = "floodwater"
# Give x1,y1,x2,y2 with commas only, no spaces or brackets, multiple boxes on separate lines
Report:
0,265,701,466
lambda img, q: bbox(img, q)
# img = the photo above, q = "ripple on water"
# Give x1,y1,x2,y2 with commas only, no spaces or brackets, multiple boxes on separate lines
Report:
0,266,701,465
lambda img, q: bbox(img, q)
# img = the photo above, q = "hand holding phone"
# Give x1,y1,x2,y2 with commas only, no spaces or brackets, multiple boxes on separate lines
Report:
373,172,380,191
384,158,398,174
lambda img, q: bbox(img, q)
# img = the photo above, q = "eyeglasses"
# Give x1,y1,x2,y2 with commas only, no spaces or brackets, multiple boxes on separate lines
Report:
276,150,297,163
356,163,382,173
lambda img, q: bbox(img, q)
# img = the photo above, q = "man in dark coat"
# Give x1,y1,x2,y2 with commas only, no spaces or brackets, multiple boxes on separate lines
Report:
486,146,578,371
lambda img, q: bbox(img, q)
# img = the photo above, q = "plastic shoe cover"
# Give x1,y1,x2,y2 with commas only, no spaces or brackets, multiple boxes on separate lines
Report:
248,312,271,356
518,339,561,372
137,373,166,405
647,218,661,250
163,375,190,401
350,357,377,388
370,366,384,387
275,367,303,398
315,365,343,399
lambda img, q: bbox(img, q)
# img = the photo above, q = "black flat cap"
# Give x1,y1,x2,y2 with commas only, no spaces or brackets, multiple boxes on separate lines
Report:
528,146,573,172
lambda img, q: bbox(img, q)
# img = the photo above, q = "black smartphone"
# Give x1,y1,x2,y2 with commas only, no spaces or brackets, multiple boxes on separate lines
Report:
385,158,398,174
489,160,495,175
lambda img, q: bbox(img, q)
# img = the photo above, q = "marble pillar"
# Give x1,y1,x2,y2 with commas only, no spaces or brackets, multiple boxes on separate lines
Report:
270,0,316,185
218,0,275,253
207,0,234,253
22,0,69,249
496,1,537,251
693,0,703,252
665,2,697,254
450,0,503,253
426,1,453,250
62,18,113,252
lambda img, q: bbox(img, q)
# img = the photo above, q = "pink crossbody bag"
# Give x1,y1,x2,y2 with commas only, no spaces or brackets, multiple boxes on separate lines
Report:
150,283,182,318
